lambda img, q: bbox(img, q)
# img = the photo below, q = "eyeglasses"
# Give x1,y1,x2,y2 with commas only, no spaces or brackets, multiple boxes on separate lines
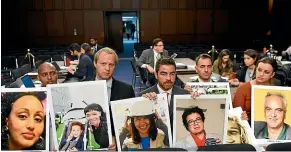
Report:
187,117,202,126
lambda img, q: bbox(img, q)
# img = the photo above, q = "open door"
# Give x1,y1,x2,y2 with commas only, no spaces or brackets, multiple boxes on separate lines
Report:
104,12,123,53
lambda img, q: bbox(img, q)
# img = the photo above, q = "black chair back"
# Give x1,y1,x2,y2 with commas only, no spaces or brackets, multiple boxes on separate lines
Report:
197,144,256,151
266,142,291,151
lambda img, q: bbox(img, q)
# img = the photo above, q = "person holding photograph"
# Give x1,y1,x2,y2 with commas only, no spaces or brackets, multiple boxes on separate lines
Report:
176,106,221,151
233,57,278,123
141,58,189,127
93,47,135,150
1,92,45,150
227,116,249,144
122,100,168,150
213,49,233,76
254,92,291,140
59,121,84,151
84,103,109,149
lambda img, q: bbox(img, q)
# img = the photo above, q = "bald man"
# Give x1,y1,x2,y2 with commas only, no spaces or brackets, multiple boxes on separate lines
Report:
37,62,58,87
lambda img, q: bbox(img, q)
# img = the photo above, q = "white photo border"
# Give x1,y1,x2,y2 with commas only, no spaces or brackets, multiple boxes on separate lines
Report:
1,87,49,151
251,85,291,146
47,81,112,150
173,94,230,146
111,94,172,151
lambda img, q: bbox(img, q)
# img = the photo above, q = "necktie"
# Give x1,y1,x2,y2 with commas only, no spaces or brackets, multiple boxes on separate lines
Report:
165,92,170,107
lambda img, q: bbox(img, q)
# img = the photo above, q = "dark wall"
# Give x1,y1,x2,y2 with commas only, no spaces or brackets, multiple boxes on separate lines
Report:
3,0,288,51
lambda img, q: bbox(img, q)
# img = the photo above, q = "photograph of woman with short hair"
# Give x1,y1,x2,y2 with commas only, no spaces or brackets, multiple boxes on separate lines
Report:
1,88,47,151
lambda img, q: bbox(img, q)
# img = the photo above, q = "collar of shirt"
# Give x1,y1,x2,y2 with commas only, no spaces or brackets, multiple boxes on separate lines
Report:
263,124,287,140
96,77,113,88
157,84,173,95
198,77,212,82
153,49,160,59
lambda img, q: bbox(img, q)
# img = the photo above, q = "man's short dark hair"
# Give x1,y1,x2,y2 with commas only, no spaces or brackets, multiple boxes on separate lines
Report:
81,43,91,53
155,58,176,73
89,36,97,40
152,38,163,47
69,43,81,52
195,54,212,65
182,106,205,131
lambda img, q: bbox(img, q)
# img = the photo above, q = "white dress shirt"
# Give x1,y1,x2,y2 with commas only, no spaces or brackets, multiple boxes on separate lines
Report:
157,84,173,106
96,77,113,102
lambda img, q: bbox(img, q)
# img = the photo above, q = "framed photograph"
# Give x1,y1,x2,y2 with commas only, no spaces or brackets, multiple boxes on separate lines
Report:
173,95,230,151
251,85,291,146
227,107,261,149
186,82,233,108
1,88,49,151
47,81,112,151
111,94,172,151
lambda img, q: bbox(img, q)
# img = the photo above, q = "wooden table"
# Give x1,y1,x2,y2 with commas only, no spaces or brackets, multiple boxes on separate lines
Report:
174,58,196,74
177,74,238,101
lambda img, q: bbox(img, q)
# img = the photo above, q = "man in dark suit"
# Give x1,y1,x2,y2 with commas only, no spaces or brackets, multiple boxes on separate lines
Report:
89,37,104,54
93,47,135,101
93,47,135,150
137,38,169,86
140,58,189,128
67,43,95,81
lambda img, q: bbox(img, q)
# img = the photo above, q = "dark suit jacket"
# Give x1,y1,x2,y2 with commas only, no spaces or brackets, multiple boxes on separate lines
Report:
108,78,135,137
74,53,94,81
238,66,248,82
139,85,189,128
93,44,104,54
110,78,135,101
136,49,169,68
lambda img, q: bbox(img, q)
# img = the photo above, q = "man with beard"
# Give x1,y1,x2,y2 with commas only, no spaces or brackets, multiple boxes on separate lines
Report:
140,58,189,129
37,62,58,87
254,92,291,140
176,106,221,151
89,37,104,54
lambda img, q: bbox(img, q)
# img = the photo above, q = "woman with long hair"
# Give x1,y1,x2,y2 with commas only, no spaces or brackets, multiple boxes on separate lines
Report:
84,103,109,149
230,49,258,86
233,57,278,123
122,100,167,150
1,92,46,150
213,49,233,76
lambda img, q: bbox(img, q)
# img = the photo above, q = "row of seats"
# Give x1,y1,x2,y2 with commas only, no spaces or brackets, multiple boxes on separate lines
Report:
2,55,64,70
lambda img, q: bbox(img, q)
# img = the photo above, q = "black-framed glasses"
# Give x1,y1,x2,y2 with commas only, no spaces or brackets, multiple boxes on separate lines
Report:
187,117,202,126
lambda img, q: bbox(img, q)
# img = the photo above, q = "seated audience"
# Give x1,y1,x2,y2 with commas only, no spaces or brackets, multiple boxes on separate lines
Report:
213,49,233,76
37,62,58,87
67,43,95,81
233,57,278,123
229,49,258,86
137,38,169,86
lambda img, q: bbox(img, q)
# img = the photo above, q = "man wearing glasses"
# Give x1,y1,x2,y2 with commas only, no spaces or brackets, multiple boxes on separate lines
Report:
254,92,291,140
137,38,169,86
175,106,221,150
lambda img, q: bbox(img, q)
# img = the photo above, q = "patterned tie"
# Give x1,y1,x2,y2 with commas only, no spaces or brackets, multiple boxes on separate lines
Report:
165,92,170,107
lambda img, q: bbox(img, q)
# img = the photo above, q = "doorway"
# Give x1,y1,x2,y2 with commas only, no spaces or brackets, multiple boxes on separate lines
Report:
121,12,139,58
104,11,139,58
104,12,123,53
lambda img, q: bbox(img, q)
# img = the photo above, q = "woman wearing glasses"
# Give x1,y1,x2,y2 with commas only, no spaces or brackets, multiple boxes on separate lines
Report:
175,106,221,151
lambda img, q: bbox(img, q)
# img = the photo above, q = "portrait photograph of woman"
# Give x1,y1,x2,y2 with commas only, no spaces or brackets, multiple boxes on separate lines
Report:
1,88,48,151
111,94,172,151
46,81,112,151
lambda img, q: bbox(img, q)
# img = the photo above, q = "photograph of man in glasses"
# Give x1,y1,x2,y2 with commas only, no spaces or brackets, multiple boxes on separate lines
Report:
175,106,221,150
